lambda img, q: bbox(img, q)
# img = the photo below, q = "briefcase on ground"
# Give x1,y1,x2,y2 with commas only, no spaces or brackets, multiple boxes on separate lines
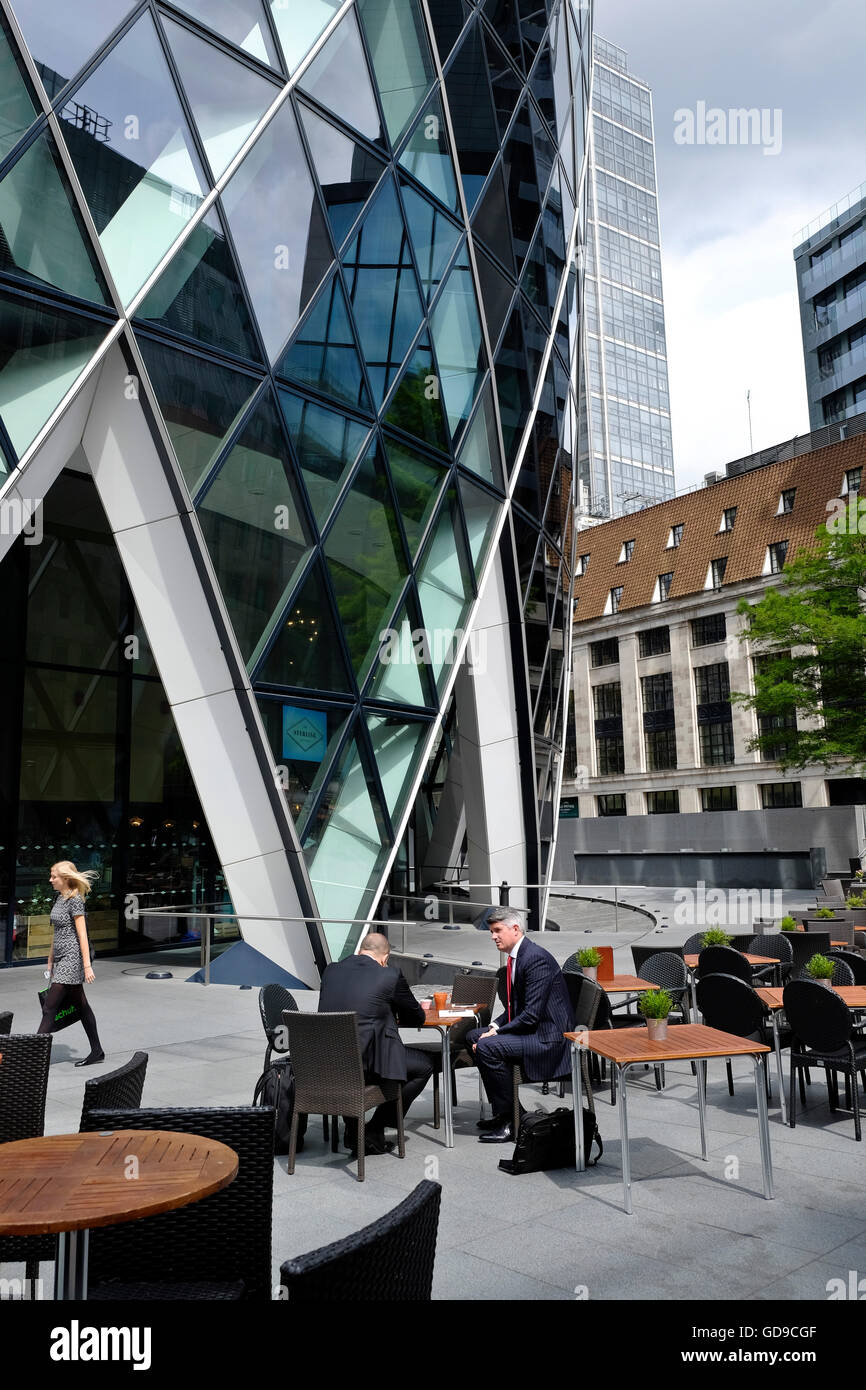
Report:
498,1106,602,1175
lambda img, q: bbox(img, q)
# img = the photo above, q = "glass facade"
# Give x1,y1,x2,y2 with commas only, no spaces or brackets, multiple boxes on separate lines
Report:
0,0,593,964
577,36,675,518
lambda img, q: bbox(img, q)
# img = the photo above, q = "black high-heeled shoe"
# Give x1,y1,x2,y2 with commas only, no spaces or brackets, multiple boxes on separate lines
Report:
74,1051,105,1067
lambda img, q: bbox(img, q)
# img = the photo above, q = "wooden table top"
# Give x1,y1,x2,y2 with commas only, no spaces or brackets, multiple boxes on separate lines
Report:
0,1130,238,1236
757,985,866,1010
598,975,659,993
684,952,777,968
422,1004,483,1027
564,1023,771,1065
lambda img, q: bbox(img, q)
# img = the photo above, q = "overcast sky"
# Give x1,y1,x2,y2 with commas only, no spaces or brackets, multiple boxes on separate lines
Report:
596,0,866,489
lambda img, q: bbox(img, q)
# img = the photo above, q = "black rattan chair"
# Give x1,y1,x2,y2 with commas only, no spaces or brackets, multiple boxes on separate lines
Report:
682,932,709,956
0,1012,12,1035
696,945,752,983
827,950,866,985
80,1106,274,1299
747,932,794,984
412,972,498,1127
632,944,684,976
789,932,833,980
614,951,690,1023
0,1034,54,1283
696,973,787,1100
279,1180,441,1300
784,980,866,1141
282,1011,405,1182
259,984,298,1070
79,1051,148,1130
826,957,856,986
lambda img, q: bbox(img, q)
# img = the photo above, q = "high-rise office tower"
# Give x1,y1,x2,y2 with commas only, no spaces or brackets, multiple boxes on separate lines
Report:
795,181,866,431
579,35,675,519
0,0,592,979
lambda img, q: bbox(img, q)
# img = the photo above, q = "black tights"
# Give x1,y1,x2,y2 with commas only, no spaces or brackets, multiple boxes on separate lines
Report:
37,982,102,1054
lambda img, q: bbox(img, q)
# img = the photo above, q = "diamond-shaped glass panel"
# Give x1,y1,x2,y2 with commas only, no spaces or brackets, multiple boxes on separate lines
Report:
472,163,516,275
299,104,386,251
401,183,462,303
279,388,370,528
10,0,135,94
357,0,433,146
222,100,332,362
0,288,108,455
529,99,556,199
425,0,470,64
61,11,208,307
495,303,532,472
429,261,485,439
502,100,541,271
481,0,524,72
521,224,550,320
383,338,449,454
269,0,340,73
0,13,38,163
324,441,409,685
483,27,522,137
368,598,434,707
298,8,384,146
474,246,514,352
136,335,260,495
276,270,371,412
197,393,312,664
416,487,474,692
398,93,459,213
135,205,261,361
530,36,556,133
458,381,504,489
170,0,279,68
445,21,500,213
342,175,424,405
384,437,448,559
458,471,501,577
163,17,278,182
257,695,350,830
365,712,429,823
257,558,353,693
0,128,110,304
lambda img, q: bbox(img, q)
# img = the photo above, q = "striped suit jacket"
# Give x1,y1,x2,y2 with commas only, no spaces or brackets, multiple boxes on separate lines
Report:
495,937,574,1081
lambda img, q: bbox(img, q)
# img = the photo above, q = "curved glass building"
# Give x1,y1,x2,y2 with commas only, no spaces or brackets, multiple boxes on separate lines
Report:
0,0,592,982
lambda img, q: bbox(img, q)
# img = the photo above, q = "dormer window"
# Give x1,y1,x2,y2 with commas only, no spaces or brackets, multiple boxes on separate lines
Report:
765,540,789,574
706,556,727,590
577,552,590,576
607,585,624,615
618,539,635,563
778,488,796,514
845,467,862,494
666,523,684,548
719,506,737,533
655,571,673,603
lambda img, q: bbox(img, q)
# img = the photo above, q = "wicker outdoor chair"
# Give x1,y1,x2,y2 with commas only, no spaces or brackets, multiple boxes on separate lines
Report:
0,1034,54,1283
79,1051,148,1130
747,932,794,984
279,1180,441,1301
696,945,752,982
80,1106,275,1299
784,981,866,1141
827,950,866,985
281,1011,405,1182
788,931,833,980
682,933,710,956
258,984,298,1070
0,1012,12,1035
416,971,499,1127
695,972,787,1102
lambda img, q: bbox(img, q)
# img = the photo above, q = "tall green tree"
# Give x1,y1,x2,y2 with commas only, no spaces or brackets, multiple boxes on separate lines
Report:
734,521,866,770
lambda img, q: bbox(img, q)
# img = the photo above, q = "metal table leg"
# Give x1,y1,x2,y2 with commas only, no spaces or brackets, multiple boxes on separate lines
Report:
771,1010,787,1125
696,1057,708,1159
619,1061,633,1214
753,1055,775,1200
689,969,699,1022
572,1042,585,1171
55,1228,89,1300
439,1026,454,1148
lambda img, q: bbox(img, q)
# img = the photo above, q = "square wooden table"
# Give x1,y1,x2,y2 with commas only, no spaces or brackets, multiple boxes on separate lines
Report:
598,975,659,994
408,1004,485,1148
565,1024,773,1214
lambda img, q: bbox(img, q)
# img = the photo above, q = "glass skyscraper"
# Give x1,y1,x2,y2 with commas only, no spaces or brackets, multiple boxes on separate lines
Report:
579,35,674,518
0,0,592,981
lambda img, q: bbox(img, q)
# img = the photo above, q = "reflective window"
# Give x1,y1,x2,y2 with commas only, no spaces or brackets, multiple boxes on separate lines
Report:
63,11,208,306
135,205,261,362
300,104,386,250
256,558,353,693
384,338,449,453
472,164,517,275
298,8,384,146
429,263,485,439
358,0,433,145
324,442,409,683
269,0,340,73
342,175,424,404
398,93,459,212
20,666,117,802
10,0,134,93
425,0,471,65
197,394,312,663
401,183,462,303
444,21,500,212
457,382,503,489
365,712,429,822
474,246,514,353
482,0,524,71
483,27,521,135
222,100,332,362
170,0,280,68
0,129,110,304
0,13,38,163
279,388,370,527
368,600,432,707
163,17,278,182
276,269,371,412
258,696,350,828
384,438,447,559
458,472,500,577
501,101,541,271
495,305,532,471
415,487,473,692
0,289,107,455
136,335,260,495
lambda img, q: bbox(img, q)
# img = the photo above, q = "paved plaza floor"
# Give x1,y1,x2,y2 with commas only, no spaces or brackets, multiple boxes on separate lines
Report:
1,922,862,1303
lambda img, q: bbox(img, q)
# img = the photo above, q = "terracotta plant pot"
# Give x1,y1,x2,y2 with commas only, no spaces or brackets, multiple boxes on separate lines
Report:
645,1016,669,1041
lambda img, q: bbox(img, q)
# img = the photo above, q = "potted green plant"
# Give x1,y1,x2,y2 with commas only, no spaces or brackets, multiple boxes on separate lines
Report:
805,953,835,988
638,988,674,1040
700,928,732,948
577,947,602,982
779,915,799,932
815,906,837,920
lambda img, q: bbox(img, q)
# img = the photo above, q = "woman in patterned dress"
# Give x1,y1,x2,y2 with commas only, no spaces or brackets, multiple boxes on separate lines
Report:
36,860,105,1066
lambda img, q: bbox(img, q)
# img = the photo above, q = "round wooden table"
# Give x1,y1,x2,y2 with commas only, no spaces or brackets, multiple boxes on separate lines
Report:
0,1130,238,1299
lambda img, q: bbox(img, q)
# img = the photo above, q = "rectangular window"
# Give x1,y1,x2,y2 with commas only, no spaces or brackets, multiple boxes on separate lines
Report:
846,466,862,494
691,613,727,647
720,506,737,532
695,661,730,704
590,637,619,667
593,682,622,720
597,793,627,816
760,782,803,809
595,736,625,775
577,552,590,575
709,556,728,589
768,540,788,573
638,625,670,657
779,488,796,514
618,538,635,562
667,523,684,549
699,721,735,765
701,785,737,812
645,727,677,770
641,671,673,712
657,571,673,602
647,789,679,814
610,585,624,613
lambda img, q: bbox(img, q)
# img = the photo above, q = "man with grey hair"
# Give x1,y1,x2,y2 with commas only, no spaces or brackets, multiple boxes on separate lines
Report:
466,909,573,1143
319,931,432,1156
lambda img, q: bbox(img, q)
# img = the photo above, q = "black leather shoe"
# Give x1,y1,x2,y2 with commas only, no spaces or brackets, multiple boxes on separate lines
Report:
476,1114,510,1131
478,1123,514,1144
74,1052,105,1067
347,1135,394,1157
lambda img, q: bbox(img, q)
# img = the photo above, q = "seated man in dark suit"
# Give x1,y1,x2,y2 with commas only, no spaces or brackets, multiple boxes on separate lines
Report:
318,932,433,1156
466,909,574,1143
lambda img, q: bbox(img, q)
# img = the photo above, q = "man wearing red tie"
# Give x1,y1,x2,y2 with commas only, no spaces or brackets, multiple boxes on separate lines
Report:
467,909,574,1143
